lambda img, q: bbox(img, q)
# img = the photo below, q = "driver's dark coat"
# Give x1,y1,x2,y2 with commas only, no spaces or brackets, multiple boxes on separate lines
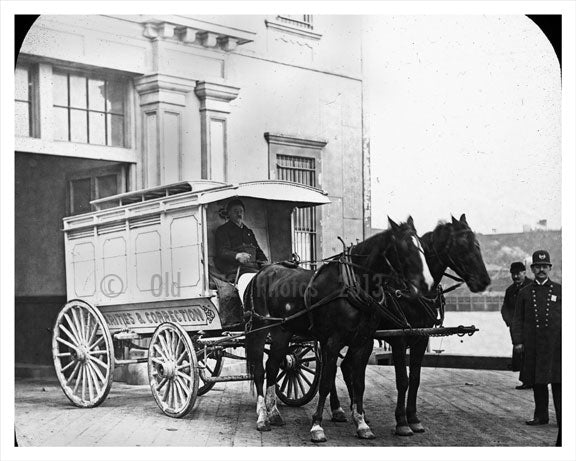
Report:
214,220,267,278
511,279,561,385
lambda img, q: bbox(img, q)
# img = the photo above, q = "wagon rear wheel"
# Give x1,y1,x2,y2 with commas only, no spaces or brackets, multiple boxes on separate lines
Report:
197,348,224,396
148,322,199,418
52,299,114,408
276,341,321,406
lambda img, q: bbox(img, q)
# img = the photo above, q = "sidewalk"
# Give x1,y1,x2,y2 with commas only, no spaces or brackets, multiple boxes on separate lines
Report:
14,365,559,447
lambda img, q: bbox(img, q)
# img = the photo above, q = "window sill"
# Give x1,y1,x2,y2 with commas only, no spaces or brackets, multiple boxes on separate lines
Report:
265,19,322,41
15,137,137,163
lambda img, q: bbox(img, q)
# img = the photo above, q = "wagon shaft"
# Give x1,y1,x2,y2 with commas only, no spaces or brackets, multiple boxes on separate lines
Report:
374,325,478,338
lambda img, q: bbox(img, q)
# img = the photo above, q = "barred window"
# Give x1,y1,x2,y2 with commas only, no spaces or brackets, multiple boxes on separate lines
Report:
277,154,318,269
53,70,126,147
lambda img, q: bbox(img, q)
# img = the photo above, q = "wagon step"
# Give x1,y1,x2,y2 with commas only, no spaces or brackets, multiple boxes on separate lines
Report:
374,325,478,339
114,331,140,340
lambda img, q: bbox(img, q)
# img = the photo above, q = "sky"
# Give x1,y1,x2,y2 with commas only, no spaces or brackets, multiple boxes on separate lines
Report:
363,15,561,235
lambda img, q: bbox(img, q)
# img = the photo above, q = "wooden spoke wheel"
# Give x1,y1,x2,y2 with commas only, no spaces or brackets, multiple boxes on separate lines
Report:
52,299,114,408
196,347,224,396
148,322,199,418
276,341,322,406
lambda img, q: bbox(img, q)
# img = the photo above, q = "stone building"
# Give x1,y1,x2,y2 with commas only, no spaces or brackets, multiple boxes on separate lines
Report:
15,15,367,367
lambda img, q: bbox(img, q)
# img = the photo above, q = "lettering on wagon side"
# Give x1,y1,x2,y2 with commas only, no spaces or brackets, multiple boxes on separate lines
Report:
102,306,209,329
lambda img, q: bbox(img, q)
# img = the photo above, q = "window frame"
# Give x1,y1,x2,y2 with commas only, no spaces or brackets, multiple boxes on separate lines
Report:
15,62,38,138
52,67,129,148
265,133,327,269
66,165,128,216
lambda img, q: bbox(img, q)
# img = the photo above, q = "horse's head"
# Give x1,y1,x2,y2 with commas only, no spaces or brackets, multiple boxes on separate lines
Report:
440,214,491,293
369,216,433,298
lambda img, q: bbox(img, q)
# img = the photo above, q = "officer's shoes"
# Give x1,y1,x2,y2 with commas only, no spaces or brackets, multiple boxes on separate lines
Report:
525,418,549,426
515,383,532,390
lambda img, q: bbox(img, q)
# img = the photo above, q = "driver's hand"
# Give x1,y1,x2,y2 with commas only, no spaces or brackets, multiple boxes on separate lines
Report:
235,252,252,264
513,344,524,353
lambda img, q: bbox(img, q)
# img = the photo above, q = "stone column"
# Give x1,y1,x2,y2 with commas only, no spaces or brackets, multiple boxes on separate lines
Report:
194,81,240,182
135,74,195,187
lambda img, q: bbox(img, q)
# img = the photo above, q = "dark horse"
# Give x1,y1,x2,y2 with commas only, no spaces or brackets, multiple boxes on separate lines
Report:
244,217,434,442
328,214,491,436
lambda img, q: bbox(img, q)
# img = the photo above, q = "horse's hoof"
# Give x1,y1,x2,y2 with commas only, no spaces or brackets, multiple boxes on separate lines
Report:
395,425,414,436
409,422,425,433
311,429,327,443
268,410,285,426
331,408,347,422
257,421,271,432
357,428,376,439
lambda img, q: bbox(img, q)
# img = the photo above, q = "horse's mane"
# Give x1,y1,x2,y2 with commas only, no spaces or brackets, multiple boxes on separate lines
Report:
351,222,413,272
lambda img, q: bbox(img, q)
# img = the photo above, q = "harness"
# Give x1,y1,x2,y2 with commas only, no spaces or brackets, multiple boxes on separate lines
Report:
245,237,425,337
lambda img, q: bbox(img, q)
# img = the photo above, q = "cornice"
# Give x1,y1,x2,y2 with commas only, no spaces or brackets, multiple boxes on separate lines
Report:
194,81,241,113
264,133,328,149
112,15,256,52
134,73,197,95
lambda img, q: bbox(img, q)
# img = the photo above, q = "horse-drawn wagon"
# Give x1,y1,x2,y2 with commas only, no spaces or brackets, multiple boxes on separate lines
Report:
52,178,489,442
52,180,330,417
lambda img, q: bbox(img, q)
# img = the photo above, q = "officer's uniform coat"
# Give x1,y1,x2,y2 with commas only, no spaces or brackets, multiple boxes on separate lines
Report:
512,279,562,385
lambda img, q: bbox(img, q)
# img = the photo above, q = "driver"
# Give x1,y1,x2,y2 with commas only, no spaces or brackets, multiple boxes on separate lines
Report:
214,199,268,291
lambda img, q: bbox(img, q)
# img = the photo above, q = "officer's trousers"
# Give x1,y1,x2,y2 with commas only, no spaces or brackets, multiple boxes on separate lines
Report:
532,382,561,427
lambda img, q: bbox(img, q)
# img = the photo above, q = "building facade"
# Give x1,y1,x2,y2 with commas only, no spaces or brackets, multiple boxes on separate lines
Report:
15,15,366,366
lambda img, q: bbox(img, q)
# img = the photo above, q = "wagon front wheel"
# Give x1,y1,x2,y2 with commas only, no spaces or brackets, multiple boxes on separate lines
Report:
52,299,114,408
148,322,199,418
276,341,321,406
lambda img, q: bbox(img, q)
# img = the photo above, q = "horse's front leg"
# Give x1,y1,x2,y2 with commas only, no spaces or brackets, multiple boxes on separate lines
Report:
348,340,376,439
310,339,341,443
247,331,270,432
330,346,350,422
390,339,412,436
406,338,428,433
264,329,292,427
330,383,347,422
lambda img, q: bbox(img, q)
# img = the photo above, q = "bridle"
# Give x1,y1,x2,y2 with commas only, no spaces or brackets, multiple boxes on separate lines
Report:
429,226,471,292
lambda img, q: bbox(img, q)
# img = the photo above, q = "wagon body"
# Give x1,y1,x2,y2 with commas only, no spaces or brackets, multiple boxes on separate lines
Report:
63,180,330,334
54,179,330,415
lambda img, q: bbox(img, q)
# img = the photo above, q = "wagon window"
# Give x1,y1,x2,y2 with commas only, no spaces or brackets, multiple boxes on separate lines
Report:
53,69,126,147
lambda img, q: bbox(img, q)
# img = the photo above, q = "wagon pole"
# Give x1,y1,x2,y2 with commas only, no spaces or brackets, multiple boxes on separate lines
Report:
374,325,478,339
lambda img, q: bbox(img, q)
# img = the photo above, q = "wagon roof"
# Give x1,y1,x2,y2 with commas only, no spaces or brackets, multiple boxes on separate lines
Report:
90,180,330,210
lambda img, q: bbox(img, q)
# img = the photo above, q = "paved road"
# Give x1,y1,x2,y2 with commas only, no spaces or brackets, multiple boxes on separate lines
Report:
15,365,559,447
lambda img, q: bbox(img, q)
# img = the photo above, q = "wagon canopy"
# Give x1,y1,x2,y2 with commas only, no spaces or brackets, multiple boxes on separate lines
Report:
90,180,330,210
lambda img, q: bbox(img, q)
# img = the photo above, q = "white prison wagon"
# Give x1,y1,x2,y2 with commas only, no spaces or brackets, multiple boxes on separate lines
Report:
52,180,330,417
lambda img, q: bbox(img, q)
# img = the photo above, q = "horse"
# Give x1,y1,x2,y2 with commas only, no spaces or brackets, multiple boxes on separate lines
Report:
244,217,434,442
328,213,491,436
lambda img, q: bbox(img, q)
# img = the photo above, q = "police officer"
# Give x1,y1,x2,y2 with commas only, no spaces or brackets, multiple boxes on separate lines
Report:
511,250,561,437
501,261,532,389
214,198,268,282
